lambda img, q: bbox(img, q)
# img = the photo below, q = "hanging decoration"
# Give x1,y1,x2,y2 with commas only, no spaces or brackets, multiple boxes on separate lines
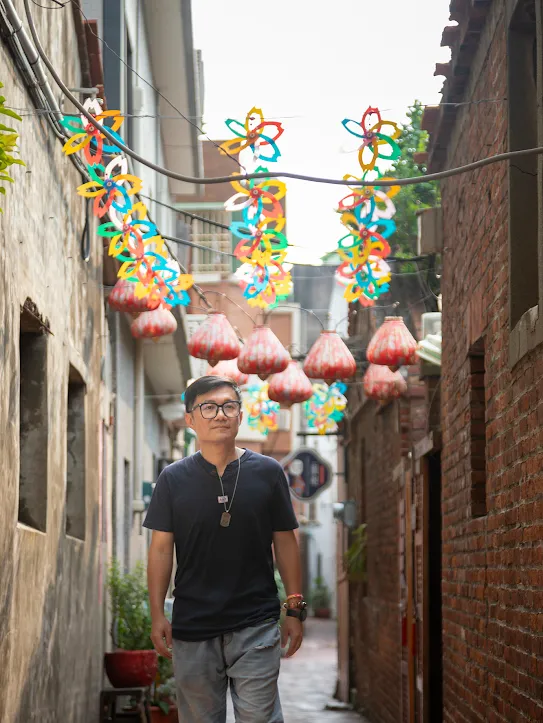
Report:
60,98,194,319
221,108,292,308
334,108,402,307
187,312,241,366
243,379,280,435
107,278,161,313
366,316,418,370
303,331,357,383
304,382,348,435
237,325,291,380
130,308,177,339
206,359,249,387
268,361,314,407
363,364,407,401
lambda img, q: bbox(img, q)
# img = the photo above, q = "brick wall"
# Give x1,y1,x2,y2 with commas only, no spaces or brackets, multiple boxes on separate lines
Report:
434,2,543,721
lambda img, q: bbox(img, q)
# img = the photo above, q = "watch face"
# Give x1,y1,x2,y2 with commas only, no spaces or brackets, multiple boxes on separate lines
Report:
300,607,308,622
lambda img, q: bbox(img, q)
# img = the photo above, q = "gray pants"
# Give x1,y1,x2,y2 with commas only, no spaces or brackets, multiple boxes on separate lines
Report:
172,620,283,723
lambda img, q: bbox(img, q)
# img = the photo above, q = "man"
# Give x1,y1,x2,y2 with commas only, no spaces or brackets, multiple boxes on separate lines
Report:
143,375,306,723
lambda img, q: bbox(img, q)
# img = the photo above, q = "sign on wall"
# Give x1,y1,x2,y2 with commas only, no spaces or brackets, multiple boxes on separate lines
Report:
280,447,333,502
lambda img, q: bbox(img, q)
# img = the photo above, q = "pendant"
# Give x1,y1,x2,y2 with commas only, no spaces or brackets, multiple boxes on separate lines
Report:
218,495,228,504
220,511,231,528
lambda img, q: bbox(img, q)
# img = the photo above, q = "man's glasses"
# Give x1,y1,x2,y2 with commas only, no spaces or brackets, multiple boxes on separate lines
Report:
191,401,242,420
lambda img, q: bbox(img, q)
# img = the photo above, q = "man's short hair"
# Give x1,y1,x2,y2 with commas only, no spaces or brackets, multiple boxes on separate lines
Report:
184,376,242,413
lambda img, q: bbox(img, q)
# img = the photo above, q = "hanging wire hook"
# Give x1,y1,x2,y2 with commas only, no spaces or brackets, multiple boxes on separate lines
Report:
263,305,325,330
202,290,257,325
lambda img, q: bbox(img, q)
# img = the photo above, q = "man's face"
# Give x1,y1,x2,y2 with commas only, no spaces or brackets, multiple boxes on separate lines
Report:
185,385,242,444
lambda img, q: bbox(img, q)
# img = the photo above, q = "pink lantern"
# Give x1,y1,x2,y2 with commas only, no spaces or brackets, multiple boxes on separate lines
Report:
237,326,290,381
366,316,417,370
206,359,249,387
363,364,406,401
131,308,177,339
268,361,314,407
187,312,241,366
303,331,357,382
108,278,161,313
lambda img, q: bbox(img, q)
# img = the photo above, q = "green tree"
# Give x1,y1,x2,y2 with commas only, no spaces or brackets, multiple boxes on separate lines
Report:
384,100,440,255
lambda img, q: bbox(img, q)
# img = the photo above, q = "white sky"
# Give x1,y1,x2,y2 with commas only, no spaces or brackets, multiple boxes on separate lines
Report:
192,0,452,265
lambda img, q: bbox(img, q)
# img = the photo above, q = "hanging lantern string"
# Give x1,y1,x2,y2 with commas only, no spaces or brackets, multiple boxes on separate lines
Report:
262,304,326,331
201,290,257,325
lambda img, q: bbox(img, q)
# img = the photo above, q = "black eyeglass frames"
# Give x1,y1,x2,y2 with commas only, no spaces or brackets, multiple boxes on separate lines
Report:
190,401,242,420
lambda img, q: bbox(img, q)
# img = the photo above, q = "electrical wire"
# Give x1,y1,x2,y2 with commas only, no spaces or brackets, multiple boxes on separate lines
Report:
73,2,243,173
24,0,543,190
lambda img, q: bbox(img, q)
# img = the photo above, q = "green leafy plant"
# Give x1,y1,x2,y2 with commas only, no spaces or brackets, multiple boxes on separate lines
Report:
0,83,24,210
151,676,176,715
310,576,331,609
107,558,153,650
344,523,367,583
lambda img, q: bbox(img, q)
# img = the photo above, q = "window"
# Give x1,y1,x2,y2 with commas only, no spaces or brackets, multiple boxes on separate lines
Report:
65,366,86,540
469,339,487,517
19,303,48,531
508,0,538,328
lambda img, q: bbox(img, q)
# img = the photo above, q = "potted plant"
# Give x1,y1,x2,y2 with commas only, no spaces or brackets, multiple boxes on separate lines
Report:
104,559,158,688
310,576,332,619
149,659,178,722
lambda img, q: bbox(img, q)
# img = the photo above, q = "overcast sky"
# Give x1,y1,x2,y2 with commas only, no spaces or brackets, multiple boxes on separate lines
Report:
192,0,452,264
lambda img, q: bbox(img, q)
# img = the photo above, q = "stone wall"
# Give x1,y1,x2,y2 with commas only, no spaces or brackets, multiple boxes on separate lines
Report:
0,6,104,722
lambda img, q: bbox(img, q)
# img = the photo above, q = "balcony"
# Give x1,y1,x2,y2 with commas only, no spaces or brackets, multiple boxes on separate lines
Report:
191,232,232,275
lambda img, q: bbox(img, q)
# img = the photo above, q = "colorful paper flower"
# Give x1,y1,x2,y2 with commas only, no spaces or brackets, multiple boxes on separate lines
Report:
77,157,142,218
60,101,125,165
341,106,401,172
220,107,284,163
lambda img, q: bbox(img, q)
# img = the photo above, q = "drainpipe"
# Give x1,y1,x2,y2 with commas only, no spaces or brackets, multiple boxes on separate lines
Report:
133,339,145,514
2,0,63,125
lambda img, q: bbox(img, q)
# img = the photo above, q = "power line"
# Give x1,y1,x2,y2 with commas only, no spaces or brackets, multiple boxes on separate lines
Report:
23,0,543,190
72,1,243,172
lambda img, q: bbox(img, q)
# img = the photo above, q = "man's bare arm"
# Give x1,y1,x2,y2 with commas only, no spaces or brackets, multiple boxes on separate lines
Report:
273,530,304,658
148,530,174,658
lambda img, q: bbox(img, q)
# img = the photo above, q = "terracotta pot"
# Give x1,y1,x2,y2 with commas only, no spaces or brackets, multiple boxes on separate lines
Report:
104,650,158,688
150,706,179,723
313,608,331,619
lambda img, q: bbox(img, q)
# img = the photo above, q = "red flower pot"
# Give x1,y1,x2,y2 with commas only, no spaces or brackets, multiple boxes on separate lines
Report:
150,706,179,722
104,650,158,688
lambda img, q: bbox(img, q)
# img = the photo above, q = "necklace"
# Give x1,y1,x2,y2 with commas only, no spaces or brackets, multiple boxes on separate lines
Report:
217,451,241,528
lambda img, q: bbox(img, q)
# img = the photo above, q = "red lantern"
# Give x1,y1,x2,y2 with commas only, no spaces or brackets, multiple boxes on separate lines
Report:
363,364,407,400
131,308,177,339
268,361,314,407
303,331,357,382
366,316,417,370
237,326,290,381
187,312,241,366
206,359,249,387
108,278,160,313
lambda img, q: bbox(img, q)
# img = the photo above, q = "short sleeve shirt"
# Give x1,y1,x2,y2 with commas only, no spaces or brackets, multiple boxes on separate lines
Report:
143,449,298,641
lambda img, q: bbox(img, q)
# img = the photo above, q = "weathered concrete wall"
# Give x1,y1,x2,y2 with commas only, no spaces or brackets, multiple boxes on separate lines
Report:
0,5,104,722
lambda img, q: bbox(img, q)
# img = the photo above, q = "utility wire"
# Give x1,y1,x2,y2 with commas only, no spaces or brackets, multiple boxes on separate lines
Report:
22,0,543,189
72,2,243,172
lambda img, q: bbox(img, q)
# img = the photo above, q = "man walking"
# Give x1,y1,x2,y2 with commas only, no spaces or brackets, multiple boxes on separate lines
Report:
144,375,306,722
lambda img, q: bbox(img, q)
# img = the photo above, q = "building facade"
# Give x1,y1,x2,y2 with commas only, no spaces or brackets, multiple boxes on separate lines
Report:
422,1,543,721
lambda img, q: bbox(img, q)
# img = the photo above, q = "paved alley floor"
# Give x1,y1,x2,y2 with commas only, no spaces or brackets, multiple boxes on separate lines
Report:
227,618,367,723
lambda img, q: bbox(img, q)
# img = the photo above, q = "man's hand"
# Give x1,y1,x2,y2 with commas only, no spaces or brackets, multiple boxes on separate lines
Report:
281,615,303,658
151,615,173,659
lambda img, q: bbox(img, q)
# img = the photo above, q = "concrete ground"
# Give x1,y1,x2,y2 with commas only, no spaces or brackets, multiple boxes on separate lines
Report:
227,618,367,722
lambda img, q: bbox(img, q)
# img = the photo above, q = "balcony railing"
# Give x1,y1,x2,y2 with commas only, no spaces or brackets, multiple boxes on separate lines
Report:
191,232,232,274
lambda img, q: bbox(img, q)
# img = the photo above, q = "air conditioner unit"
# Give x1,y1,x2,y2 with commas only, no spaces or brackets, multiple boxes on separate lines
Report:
421,312,441,338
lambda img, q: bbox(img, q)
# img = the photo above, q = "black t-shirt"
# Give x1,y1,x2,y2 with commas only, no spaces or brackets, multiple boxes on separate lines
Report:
143,449,298,641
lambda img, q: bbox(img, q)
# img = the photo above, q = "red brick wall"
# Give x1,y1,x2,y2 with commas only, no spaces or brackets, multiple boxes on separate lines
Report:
437,4,543,721
347,402,403,723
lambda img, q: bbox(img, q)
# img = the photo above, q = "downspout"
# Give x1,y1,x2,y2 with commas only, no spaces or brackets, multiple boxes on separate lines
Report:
133,338,145,511
2,0,63,125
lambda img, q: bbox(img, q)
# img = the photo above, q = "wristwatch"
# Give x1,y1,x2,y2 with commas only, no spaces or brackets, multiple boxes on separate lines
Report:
284,601,308,622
